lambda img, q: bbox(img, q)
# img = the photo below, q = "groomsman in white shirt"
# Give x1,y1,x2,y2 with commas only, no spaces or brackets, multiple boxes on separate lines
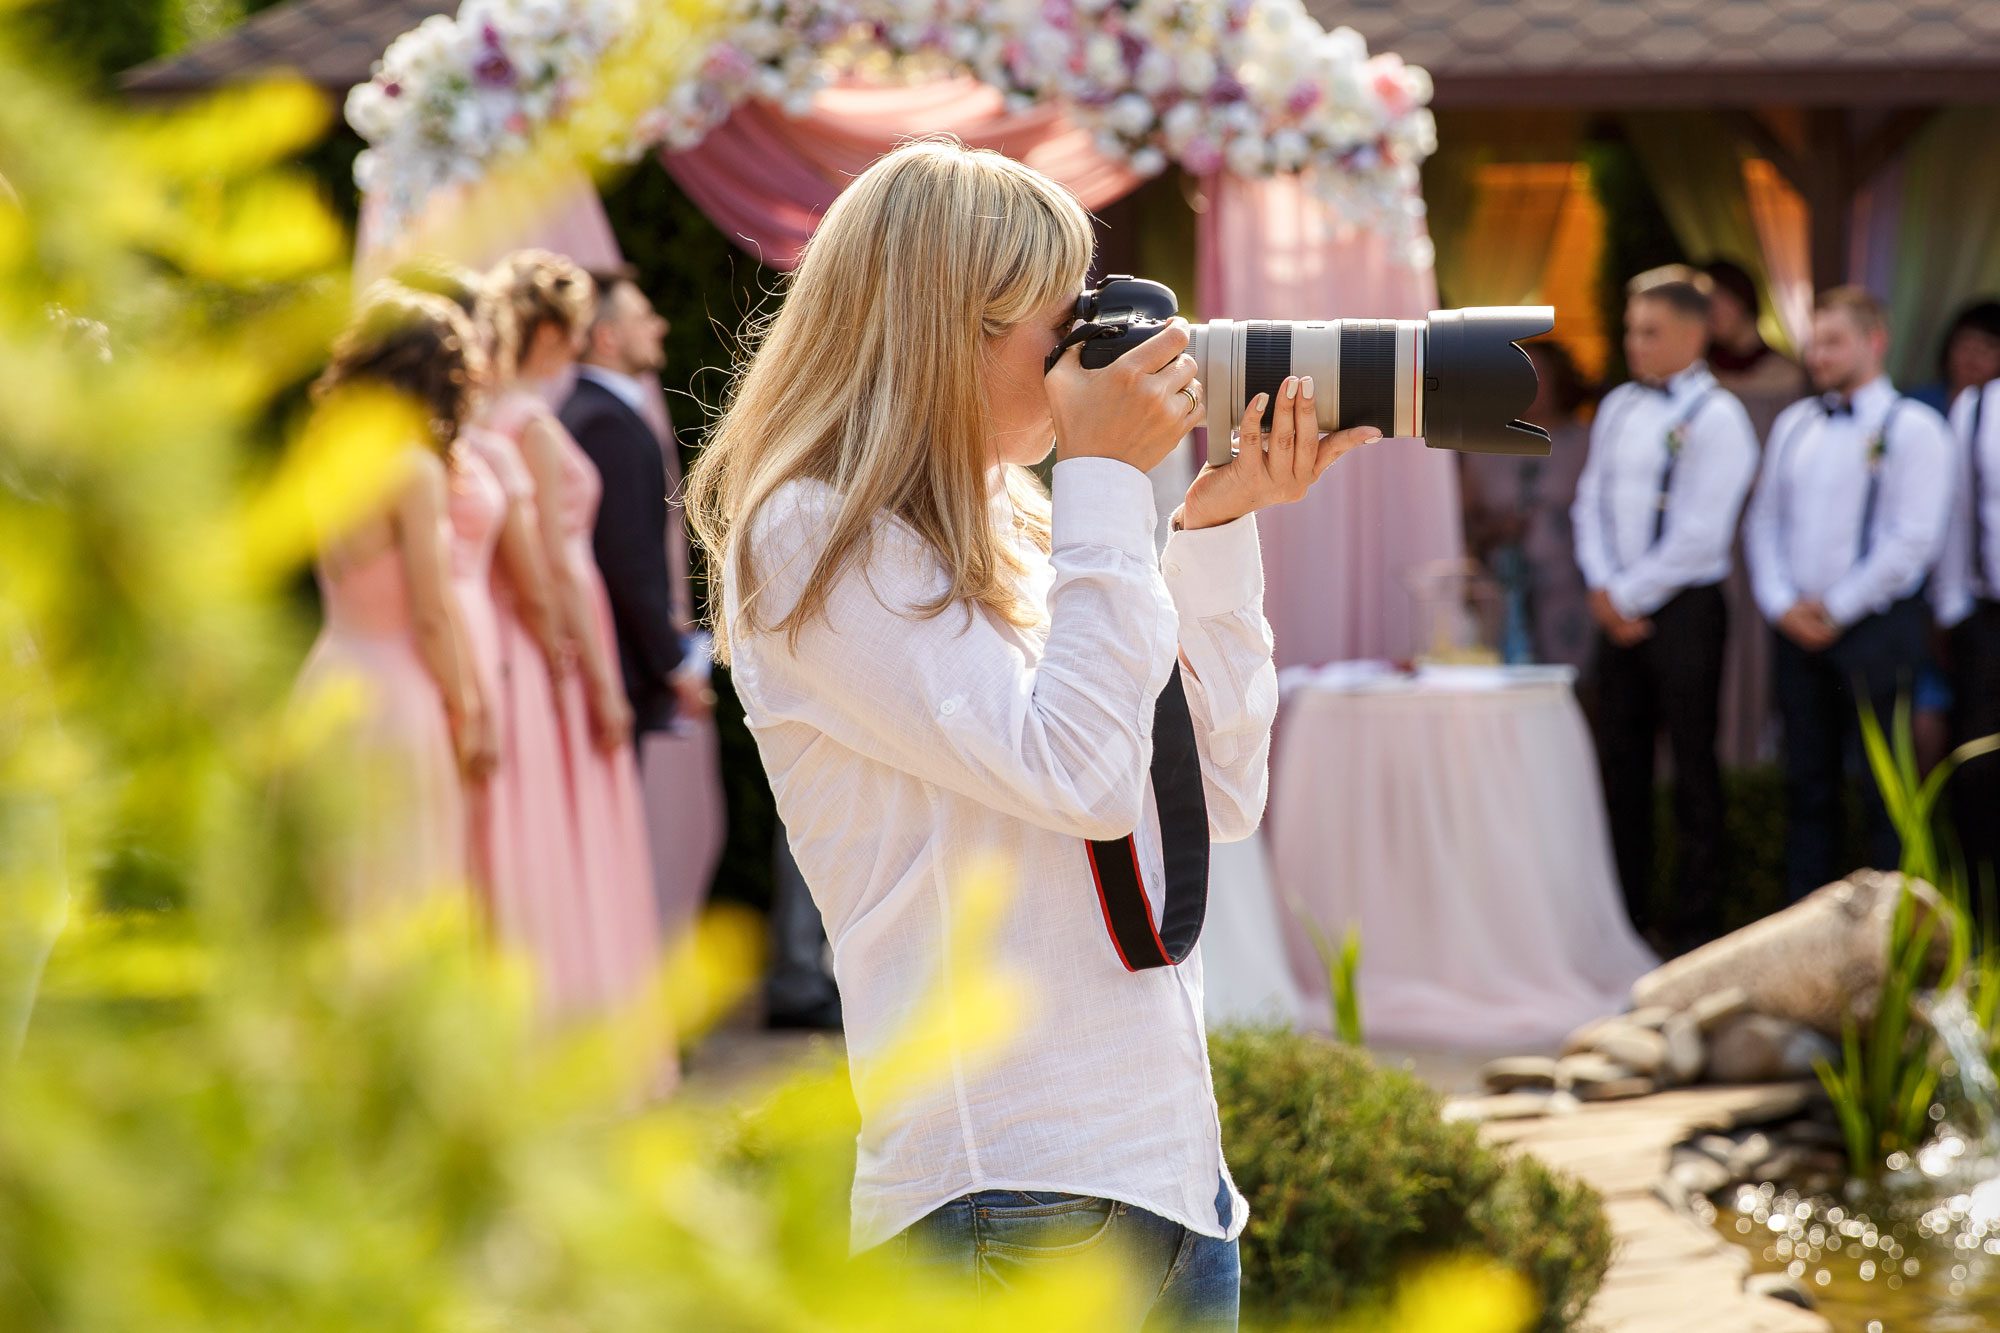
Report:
1933,372,2000,904
1573,267,1759,950
1746,287,1954,900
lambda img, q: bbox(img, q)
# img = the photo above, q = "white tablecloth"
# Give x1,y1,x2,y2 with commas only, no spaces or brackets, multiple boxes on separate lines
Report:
1266,665,1656,1049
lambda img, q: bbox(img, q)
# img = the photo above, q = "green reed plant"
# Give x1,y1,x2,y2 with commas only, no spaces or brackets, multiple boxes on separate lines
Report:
1813,699,2000,1175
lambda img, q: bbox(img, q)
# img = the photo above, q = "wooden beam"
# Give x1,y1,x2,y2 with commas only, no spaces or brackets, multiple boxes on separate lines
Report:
1852,107,1936,187
1717,109,1805,192
1803,109,1852,291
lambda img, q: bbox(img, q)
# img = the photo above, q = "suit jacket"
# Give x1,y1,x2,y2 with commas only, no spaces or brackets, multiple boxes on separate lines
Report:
559,375,688,735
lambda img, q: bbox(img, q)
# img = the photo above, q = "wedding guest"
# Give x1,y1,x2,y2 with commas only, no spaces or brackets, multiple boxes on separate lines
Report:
1701,259,1807,440
1910,299,2000,418
399,259,590,993
294,287,491,912
1573,267,1759,950
559,267,698,741
1459,340,1592,674
1934,372,2000,909
488,251,667,1074
1745,287,1954,899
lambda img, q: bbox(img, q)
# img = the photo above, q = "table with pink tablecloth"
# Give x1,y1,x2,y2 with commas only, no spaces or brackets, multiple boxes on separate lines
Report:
1267,664,1656,1049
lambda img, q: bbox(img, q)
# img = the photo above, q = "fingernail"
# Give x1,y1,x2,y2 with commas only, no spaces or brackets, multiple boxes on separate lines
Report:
1301,376,1314,398
1363,429,1382,442
1284,377,1299,400
1251,393,1269,414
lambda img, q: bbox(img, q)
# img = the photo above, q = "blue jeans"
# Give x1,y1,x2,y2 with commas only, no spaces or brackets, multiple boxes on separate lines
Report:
893,1176,1239,1330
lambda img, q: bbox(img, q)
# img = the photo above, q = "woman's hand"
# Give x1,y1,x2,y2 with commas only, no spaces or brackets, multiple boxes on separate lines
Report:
1177,375,1381,531
451,695,499,782
588,676,634,753
1046,319,1204,476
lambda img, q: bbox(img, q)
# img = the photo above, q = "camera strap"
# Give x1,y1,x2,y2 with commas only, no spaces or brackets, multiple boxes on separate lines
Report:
1084,664,1210,970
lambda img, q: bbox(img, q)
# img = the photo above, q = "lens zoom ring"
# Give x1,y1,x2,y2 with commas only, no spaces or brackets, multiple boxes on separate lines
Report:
1243,325,1291,429
1340,324,1397,435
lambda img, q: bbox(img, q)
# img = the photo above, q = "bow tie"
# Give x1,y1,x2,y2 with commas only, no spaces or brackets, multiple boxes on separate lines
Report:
1821,395,1854,419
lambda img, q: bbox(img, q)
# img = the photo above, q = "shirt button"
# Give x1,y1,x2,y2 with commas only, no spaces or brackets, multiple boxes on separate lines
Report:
939,697,960,717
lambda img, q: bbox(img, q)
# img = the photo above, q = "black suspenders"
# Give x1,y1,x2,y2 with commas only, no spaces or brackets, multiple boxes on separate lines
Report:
1651,388,1719,546
1973,382,1993,598
1773,397,1909,569
1085,664,1209,971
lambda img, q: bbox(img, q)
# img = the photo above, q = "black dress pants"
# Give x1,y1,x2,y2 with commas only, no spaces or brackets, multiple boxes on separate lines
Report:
1949,600,2000,912
1773,596,1930,901
1593,584,1727,942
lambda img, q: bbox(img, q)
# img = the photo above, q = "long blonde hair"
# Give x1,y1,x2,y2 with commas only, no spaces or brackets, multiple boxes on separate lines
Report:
685,139,1096,663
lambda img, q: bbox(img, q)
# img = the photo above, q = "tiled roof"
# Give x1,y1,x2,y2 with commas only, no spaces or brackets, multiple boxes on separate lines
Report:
122,0,2000,104
121,0,452,95
1318,0,2000,106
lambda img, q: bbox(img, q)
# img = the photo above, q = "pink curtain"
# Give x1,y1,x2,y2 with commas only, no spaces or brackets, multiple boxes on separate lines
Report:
1197,171,1463,669
659,80,1140,269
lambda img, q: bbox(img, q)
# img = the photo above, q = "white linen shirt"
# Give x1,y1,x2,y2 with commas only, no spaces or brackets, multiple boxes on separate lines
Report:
1570,362,1759,619
726,457,1274,1254
1931,380,2000,629
1744,376,1954,628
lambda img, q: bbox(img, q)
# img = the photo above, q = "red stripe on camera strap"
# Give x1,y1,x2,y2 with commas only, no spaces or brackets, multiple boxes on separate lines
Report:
1085,664,1211,970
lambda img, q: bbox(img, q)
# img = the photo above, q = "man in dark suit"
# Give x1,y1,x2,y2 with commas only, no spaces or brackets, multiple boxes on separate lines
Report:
561,268,695,741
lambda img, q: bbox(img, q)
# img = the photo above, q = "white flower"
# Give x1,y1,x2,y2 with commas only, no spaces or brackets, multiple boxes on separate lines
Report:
1177,47,1217,95
1084,34,1122,84
1160,101,1201,145
1224,135,1267,176
1268,128,1309,170
1106,92,1153,137
1130,145,1167,177
1134,48,1176,96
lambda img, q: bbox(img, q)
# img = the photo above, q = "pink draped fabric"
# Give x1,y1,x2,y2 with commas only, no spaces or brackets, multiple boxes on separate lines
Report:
659,80,1140,269
1197,172,1464,669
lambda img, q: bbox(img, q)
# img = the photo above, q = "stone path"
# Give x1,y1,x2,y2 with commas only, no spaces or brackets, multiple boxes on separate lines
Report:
1465,1082,1834,1333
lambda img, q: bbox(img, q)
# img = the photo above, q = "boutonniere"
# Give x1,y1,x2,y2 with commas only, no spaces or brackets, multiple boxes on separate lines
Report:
1866,429,1888,470
1665,423,1688,458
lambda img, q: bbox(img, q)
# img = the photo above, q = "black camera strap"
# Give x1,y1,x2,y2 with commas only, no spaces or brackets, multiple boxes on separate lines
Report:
1084,664,1210,970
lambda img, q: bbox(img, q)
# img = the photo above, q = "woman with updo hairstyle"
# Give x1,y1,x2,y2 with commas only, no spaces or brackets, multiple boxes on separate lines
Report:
295,284,493,912
484,250,666,1056
686,139,1378,1319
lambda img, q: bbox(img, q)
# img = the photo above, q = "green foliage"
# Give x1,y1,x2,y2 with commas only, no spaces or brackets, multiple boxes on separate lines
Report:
1211,1027,1611,1332
1811,699,2000,1175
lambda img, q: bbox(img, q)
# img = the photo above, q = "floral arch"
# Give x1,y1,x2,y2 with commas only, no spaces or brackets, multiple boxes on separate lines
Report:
345,0,1437,261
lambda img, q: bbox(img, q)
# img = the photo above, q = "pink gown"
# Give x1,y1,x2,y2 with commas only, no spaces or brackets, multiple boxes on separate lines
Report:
445,445,508,898
295,493,466,913
462,420,596,1014
490,390,666,1077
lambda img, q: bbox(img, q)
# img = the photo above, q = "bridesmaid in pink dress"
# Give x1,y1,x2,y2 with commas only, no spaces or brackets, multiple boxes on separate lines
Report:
410,258,596,1010
295,288,492,913
487,252,669,1075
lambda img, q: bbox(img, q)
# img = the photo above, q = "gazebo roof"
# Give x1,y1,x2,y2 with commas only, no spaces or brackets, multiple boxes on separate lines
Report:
120,0,451,95
1321,0,2000,107
122,0,2000,107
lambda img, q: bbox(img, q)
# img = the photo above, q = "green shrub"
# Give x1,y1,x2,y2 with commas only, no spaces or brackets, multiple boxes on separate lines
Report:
1212,1026,1611,1332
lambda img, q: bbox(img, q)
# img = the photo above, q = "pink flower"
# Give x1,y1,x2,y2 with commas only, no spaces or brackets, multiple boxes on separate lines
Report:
1182,135,1223,176
1285,83,1321,116
1368,55,1413,117
505,111,529,134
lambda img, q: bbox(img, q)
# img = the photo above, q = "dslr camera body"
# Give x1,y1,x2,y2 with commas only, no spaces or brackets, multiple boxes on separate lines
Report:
1050,276,1554,465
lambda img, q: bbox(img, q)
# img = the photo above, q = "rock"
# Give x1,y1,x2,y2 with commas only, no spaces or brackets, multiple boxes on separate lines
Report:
1660,1014,1706,1086
1669,1146,1733,1195
1727,1130,1776,1178
1574,1075,1656,1102
1588,1022,1669,1076
1556,1052,1635,1091
1630,872,1953,1036
1707,1013,1839,1083
1777,1118,1847,1152
1692,1133,1738,1164
1561,1017,1620,1057
1444,1091,1554,1124
1746,1271,1817,1310
1625,1005,1674,1030
1654,1174,1692,1214
1688,986,1752,1032
1481,1055,1560,1093
1545,1089,1582,1116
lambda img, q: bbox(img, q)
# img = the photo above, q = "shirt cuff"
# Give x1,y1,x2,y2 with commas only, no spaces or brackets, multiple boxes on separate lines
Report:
1821,582,1867,629
1050,457,1161,565
1606,575,1657,621
1161,514,1263,620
